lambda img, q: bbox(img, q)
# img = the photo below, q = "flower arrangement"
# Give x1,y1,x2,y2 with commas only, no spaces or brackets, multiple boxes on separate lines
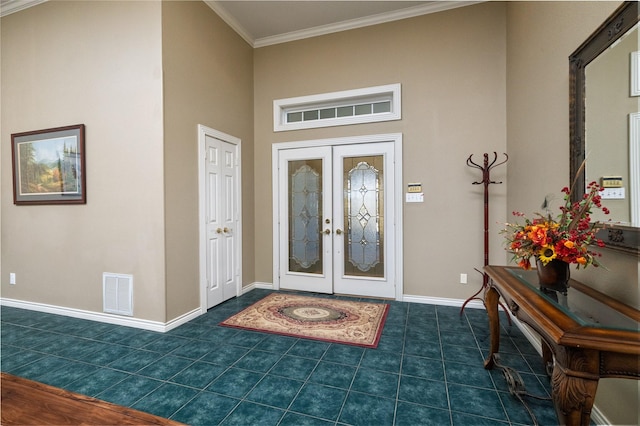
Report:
503,180,609,270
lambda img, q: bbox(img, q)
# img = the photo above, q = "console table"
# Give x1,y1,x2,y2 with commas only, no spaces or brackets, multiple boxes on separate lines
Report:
483,265,640,426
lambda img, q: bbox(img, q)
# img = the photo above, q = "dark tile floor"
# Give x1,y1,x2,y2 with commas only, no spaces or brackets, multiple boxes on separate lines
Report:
1,289,558,425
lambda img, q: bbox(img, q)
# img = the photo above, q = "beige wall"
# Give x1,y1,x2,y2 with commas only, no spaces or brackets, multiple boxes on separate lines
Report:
507,2,639,424
1,1,167,321
0,0,254,323
161,1,254,320
254,2,508,299
2,2,638,422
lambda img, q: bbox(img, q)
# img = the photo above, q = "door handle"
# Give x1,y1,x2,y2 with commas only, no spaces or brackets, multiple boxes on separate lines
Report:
336,229,343,235
216,228,223,234
323,229,331,235
224,227,230,233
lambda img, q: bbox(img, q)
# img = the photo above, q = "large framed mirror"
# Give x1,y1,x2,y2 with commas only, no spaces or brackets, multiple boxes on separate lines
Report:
570,1,639,255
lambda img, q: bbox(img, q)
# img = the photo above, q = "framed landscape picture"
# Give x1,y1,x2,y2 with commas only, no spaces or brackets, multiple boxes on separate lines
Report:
11,124,86,205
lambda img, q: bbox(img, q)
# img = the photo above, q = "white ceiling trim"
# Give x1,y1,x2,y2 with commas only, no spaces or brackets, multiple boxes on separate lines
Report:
0,0,47,17
2,0,482,48
204,0,256,47
208,1,483,48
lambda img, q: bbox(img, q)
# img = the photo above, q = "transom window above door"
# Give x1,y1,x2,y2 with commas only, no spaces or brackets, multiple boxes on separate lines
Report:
273,84,401,132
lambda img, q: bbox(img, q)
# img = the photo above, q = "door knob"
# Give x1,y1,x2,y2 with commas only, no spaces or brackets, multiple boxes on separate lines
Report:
323,229,331,234
223,227,230,233
336,229,343,235
216,228,223,234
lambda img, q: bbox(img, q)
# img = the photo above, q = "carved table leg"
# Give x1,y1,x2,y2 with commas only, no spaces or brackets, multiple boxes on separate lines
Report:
551,348,600,426
542,340,554,377
484,285,500,369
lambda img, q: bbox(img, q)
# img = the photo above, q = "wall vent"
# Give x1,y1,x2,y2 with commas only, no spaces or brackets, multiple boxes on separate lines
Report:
103,273,133,316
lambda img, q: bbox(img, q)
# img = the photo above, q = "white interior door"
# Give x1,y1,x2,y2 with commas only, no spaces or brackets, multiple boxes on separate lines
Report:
199,126,241,310
278,146,333,293
276,139,397,298
332,142,395,298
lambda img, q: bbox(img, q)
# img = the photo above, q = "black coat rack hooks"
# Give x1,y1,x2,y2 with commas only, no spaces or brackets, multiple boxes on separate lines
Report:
460,152,511,321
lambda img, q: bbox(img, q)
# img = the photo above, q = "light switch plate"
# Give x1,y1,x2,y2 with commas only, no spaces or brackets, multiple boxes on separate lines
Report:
405,193,424,203
601,187,625,199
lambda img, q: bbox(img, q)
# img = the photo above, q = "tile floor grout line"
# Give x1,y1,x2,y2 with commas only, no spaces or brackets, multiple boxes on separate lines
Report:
391,301,409,426
1,294,557,426
273,339,330,424
333,336,367,425
434,306,455,426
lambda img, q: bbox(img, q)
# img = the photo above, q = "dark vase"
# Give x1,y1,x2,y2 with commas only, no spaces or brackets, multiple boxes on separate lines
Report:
535,258,570,294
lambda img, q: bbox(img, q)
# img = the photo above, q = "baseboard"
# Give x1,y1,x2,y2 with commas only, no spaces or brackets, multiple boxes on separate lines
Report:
0,298,200,333
253,282,275,290
401,294,486,310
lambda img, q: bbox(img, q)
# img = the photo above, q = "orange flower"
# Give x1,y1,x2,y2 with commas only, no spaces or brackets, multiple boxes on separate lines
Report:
518,258,532,270
502,180,609,270
527,226,548,246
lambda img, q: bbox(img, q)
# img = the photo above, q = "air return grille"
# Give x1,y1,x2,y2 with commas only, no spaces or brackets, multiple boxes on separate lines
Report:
103,273,133,316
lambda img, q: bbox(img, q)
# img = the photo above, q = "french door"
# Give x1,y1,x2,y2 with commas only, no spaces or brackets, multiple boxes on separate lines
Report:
275,137,399,299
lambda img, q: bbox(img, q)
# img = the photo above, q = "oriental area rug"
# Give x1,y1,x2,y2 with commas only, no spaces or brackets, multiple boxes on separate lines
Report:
220,293,389,348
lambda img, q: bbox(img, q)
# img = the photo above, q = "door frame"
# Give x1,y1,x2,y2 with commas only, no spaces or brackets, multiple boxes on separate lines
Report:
272,133,403,301
198,124,242,313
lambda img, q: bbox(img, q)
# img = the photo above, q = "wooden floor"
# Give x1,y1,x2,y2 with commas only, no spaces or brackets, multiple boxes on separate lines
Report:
1,373,184,425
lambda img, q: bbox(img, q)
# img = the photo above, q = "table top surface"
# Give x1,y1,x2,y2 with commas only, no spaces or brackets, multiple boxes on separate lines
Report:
488,266,639,334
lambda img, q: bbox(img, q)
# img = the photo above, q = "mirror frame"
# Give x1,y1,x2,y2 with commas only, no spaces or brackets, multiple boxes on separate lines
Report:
569,1,639,255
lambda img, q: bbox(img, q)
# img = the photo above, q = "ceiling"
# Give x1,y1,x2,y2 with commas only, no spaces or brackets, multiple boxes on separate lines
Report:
1,0,479,47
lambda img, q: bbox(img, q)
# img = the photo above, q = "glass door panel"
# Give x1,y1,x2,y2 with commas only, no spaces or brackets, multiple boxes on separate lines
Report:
333,142,395,298
343,156,384,278
288,159,323,274
278,146,333,294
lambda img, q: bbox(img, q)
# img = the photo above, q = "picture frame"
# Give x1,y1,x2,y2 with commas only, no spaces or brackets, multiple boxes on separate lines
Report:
11,124,86,205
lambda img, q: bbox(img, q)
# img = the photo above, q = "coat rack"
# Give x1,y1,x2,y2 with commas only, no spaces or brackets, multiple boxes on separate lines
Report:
460,152,510,320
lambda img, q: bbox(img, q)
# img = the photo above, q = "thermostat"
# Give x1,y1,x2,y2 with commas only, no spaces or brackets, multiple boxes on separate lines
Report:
407,183,422,193
601,176,623,188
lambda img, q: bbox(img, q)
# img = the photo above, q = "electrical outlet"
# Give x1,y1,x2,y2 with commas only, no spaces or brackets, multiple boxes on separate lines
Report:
9,273,16,285
460,273,467,284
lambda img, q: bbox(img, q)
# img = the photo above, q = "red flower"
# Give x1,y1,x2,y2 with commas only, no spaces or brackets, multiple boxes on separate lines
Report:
502,180,609,270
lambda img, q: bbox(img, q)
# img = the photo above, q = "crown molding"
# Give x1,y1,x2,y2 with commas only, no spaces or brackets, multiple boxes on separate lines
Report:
2,0,482,47
0,0,47,17
206,1,483,48
204,0,255,46
254,1,483,48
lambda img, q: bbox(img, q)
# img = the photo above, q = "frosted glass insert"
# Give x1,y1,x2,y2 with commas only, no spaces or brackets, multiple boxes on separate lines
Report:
287,112,303,122
355,104,372,115
337,106,354,117
303,110,319,121
288,160,322,274
320,108,336,119
344,157,384,277
373,101,391,114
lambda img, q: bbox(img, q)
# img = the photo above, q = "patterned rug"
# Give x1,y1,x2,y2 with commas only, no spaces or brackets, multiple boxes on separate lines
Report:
220,293,389,348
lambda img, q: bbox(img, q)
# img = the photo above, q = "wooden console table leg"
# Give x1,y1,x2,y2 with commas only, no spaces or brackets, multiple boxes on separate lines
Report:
551,348,599,426
484,285,500,369
542,340,554,377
